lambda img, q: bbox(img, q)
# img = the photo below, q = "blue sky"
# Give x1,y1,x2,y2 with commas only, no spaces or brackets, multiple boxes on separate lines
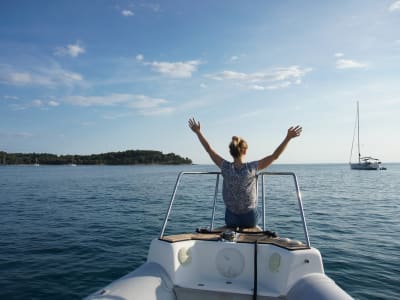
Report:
1,0,399,164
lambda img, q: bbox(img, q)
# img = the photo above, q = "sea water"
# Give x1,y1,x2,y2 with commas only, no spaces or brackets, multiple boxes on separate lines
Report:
0,164,399,300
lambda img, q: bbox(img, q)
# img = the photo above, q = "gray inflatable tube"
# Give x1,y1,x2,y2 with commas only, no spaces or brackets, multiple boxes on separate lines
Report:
287,273,353,300
84,263,175,300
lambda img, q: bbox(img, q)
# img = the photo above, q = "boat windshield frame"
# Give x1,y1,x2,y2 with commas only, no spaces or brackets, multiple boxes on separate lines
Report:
159,171,311,248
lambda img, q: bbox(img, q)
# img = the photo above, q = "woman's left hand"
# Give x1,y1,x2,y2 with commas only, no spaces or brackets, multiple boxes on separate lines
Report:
188,118,201,133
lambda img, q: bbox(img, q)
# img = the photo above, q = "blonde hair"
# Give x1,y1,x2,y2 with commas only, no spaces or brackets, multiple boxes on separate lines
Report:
229,136,248,158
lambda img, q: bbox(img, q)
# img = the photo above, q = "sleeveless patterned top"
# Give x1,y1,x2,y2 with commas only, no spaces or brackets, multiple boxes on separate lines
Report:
221,160,258,214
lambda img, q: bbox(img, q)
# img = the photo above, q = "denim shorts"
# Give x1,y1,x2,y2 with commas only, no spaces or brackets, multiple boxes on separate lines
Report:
225,208,260,228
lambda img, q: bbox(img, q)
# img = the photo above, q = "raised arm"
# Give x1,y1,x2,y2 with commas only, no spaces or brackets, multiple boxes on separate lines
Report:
188,118,223,168
257,126,302,171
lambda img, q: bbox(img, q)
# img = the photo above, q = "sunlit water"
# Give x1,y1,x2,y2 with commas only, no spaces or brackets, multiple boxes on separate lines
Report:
0,164,399,299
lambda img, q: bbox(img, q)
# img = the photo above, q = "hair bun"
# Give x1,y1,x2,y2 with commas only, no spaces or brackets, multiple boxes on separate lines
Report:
231,136,240,145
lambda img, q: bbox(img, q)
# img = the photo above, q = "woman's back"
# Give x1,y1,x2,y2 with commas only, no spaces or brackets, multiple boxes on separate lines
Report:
221,160,258,214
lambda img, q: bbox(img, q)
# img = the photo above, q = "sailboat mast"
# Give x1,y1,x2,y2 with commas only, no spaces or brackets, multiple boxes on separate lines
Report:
357,101,361,163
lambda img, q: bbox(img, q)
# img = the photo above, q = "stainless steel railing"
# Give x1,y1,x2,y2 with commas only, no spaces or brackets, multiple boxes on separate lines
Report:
159,171,310,247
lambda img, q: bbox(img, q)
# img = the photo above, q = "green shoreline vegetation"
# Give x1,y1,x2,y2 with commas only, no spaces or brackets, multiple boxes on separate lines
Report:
0,150,192,165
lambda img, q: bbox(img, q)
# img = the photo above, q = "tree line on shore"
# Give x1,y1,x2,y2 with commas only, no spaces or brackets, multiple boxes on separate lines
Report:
0,150,192,165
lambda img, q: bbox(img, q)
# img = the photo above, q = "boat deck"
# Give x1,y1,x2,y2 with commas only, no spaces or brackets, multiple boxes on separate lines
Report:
160,230,309,251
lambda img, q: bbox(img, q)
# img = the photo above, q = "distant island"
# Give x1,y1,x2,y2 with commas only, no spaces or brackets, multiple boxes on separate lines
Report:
0,150,192,165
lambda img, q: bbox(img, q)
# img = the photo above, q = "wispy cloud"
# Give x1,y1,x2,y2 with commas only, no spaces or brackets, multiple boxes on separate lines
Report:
137,54,201,78
148,60,201,78
64,94,132,106
136,54,144,61
389,1,400,12
54,41,85,57
207,65,312,90
10,99,59,110
64,93,174,116
0,63,83,87
121,9,134,16
140,3,161,13
2,71,32,84
48,100,60,107
0,131,33,138
3,95,19,100
336,59,367,69
334,53,367,70
228,54,246,63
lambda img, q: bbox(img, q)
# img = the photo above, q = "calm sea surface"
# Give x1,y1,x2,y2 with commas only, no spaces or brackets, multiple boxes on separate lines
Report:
0,164,399,300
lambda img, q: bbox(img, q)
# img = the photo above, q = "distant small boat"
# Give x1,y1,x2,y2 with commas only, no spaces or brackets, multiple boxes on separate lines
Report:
34,158,40,167
349,102,386,170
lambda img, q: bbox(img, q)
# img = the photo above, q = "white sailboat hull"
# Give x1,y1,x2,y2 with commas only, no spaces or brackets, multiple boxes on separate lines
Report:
350,162,380,170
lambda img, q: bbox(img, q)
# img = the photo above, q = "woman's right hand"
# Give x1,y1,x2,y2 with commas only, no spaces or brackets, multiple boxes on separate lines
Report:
286,125,302,139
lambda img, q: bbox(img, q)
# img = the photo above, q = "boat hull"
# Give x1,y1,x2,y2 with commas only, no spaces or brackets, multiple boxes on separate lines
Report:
350,162,380,170
85,235,353,300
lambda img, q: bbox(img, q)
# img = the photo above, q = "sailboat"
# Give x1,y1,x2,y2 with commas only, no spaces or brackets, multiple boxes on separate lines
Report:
69,157,77,166
349,102,385,170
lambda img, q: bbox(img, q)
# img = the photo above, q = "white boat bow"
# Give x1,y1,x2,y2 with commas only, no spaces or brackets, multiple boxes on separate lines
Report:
84,171,353,300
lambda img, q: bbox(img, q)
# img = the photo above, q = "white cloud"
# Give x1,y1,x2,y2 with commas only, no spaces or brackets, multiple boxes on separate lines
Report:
208,65,312,90
334,53,344,57
9,72,32,84
64,94,131,107
389,1,400,12
210,70,249,81
136,54,201,78
102,112,131,120
3,95,19,100
9,98,59,110
54,42,85,57
122,9,134,16
64,93,174,116
336,59,367,69
250,81,292,91
32,99,43,107
48,100,60,107
228,54,246,63
0,64,83,87
136,55,201,78
34,99,61,108
144,60,201,78
128,95,167,109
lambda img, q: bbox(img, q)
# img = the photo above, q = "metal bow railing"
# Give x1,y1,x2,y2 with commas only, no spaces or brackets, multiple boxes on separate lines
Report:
160,171,310,247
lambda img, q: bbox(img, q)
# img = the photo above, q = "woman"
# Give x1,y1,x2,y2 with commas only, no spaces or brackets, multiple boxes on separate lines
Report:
188,118,302,228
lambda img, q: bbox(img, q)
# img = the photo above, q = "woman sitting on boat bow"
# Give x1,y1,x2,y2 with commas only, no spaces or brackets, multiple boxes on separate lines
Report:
188,118,302,228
